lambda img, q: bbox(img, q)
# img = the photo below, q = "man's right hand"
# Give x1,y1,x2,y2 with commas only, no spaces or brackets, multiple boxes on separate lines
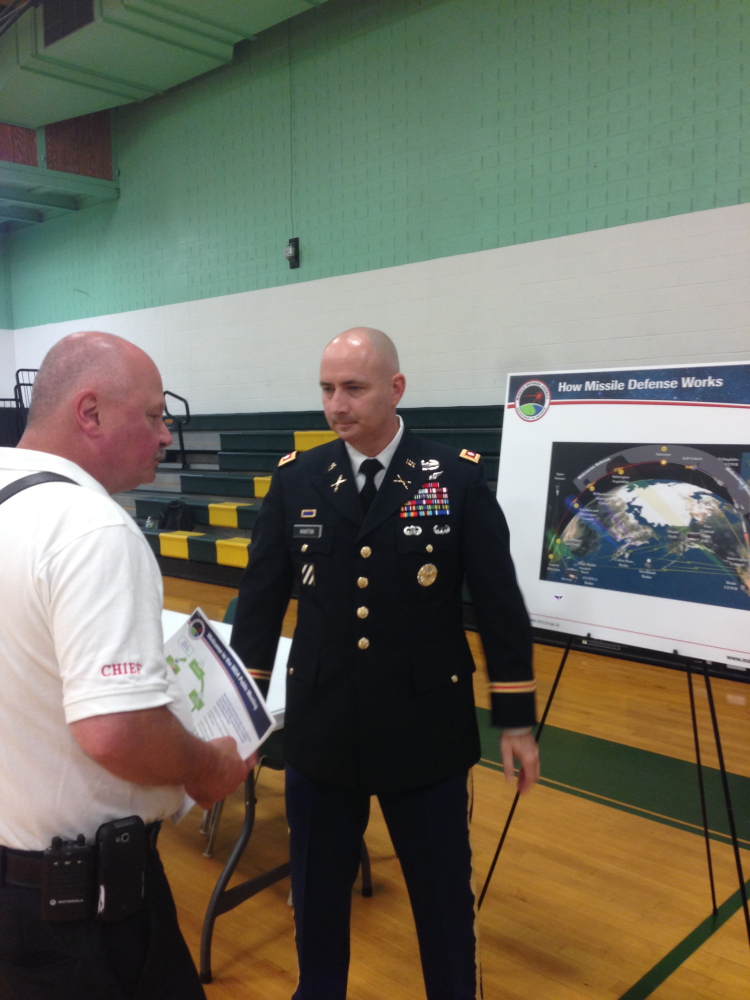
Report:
186,736,256,809
71,708,256,807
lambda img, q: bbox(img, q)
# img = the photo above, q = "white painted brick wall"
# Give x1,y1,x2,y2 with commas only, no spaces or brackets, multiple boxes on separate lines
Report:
0,331,16,397
9,205,749,412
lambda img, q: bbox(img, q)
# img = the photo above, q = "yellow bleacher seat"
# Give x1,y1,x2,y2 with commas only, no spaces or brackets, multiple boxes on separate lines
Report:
159,531,204,560
254,476,272,498
208,502,252,528
215,537,251,569
294,430,337,451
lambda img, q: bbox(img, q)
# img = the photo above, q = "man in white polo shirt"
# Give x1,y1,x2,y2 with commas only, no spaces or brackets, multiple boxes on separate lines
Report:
0,331,252,1000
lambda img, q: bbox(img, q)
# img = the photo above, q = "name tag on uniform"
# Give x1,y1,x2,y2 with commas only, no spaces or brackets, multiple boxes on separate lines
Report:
293,524,323,539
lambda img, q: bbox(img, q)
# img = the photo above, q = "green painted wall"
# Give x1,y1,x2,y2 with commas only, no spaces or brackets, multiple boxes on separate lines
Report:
7,0,747,329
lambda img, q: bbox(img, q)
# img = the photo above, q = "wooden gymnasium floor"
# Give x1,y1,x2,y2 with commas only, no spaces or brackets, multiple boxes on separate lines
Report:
160,577,750,1000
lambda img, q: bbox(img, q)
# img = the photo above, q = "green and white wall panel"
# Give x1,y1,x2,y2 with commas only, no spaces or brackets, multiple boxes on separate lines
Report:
1,0,747,407
8,203,750,411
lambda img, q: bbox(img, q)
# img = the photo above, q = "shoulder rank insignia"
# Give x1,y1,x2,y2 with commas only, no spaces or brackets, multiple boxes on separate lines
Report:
459,448,481,463
278,451,297,467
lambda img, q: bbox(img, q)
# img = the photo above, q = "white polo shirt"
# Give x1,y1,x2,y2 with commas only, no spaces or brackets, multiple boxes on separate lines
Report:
0,448,183,849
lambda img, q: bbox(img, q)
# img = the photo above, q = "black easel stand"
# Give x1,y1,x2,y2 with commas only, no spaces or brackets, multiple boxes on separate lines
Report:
699,663,750,942
477,633,573,910
686,667,717,915
478,637,750,950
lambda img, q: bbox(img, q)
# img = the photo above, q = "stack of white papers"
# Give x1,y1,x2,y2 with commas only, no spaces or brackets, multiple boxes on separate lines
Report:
161,608,289,820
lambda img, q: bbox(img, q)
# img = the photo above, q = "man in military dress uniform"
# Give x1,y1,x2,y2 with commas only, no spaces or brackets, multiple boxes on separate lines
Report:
231,328,539,1000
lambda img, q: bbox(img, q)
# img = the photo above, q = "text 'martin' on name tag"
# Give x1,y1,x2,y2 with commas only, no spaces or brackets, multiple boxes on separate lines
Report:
293,524,323,539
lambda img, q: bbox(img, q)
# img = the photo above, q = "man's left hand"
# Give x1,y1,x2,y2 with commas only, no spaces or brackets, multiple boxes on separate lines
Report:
500,731,540,794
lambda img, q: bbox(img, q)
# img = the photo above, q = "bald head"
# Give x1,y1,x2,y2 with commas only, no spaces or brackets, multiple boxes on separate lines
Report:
26,332,147,429
322,327,400,379
19,331,172,494
319,327,406,456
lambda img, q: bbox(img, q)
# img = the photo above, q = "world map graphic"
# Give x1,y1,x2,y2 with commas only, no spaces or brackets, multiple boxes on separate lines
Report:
541,444,750,612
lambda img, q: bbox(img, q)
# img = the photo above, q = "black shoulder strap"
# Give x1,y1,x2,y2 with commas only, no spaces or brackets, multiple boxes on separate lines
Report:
0,472,78,507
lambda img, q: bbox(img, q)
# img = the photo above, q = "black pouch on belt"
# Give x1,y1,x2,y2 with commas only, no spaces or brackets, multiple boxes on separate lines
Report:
95,815,147,922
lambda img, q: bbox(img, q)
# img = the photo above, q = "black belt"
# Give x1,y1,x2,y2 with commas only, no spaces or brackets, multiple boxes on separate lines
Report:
1,822,161,889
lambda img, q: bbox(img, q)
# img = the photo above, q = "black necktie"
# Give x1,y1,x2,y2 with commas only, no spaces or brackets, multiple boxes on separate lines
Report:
359,458,383,512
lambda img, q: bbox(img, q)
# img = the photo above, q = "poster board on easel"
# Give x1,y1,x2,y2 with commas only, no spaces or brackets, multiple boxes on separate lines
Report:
483,361,750,940
496,360,750,669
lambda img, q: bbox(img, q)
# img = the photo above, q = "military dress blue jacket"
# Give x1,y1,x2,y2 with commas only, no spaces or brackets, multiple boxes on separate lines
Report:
231,428,535,794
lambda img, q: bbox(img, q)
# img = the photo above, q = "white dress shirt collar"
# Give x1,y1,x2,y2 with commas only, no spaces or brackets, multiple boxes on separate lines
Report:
345,415,404,490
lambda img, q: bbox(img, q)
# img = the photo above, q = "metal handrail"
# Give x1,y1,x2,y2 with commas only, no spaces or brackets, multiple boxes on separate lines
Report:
14,369,37,402
13,368,37,438
163,390,191,470
2,376,193,463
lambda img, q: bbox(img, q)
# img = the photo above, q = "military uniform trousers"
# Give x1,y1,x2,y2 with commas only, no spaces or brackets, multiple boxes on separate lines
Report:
286,765,481,1000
